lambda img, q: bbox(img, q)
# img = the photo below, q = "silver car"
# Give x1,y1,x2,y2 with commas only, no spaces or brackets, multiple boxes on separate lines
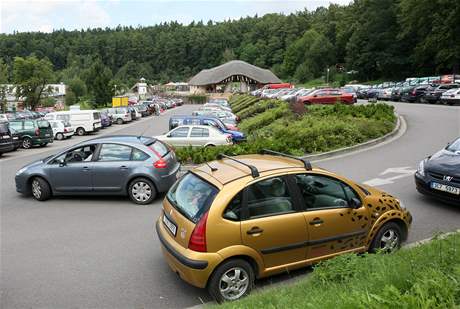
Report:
15,135,180,204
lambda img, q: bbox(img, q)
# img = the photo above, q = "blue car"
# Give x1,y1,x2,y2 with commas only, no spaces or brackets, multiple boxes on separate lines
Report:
168,115,245,142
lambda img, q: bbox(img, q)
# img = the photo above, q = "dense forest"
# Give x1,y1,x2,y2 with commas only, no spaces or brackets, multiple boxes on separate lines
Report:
0,0,459,89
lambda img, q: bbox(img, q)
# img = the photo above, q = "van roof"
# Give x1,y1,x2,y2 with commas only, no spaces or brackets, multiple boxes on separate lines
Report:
192,154,315,185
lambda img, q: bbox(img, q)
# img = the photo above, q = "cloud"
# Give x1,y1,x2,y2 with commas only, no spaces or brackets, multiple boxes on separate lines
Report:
1,0,112,33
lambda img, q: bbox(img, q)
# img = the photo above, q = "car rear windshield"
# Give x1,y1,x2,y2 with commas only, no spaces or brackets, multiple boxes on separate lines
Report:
147,140,169,157
167,173,218,223
37,120,50,128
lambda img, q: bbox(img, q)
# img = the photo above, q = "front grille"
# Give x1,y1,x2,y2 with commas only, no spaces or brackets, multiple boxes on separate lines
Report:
428,171,460,185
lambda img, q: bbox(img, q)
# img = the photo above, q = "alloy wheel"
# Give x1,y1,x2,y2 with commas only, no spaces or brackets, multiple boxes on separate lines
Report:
219,267,249,301
22,138,31,149
131,181,152,202
379,229,399,252
32,179,42,199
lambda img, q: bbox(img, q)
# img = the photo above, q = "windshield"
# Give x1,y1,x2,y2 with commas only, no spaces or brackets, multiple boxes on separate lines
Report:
37,120,50,128
446,138,460,153
167,173,218,223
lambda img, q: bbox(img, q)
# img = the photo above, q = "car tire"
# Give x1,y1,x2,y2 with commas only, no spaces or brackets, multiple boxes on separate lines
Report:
55,132,64,140
117,118,123,125
207,259,254,303
76,127,86,136
128,178,156,205
369,222,402,253
30,177,52,201
22,137,32,149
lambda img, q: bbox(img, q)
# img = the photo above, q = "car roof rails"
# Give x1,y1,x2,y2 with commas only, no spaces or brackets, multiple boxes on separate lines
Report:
217,154,260,178
261,149,312,171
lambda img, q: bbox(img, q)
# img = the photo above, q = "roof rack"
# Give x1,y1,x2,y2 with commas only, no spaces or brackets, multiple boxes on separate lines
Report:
217,154,260,178
261,149,312,171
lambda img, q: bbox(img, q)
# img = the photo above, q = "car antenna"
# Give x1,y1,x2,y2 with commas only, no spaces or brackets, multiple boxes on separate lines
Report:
138,117,152,139
204,161,218,172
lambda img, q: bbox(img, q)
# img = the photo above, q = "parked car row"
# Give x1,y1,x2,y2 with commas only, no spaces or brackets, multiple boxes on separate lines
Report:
156,98,245,148
0,96,185,157
356,79,460,105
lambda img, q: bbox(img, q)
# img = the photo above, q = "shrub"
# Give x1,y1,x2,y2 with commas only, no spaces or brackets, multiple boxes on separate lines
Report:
177,95,396,164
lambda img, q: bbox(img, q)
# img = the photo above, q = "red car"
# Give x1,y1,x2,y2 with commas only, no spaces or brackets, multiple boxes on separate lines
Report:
297,88,355,105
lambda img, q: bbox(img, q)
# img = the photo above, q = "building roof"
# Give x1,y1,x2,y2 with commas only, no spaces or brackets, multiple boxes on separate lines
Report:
188,60,281,86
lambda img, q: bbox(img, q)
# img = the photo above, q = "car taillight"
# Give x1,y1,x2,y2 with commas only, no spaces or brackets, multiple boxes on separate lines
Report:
35,128,40,136
412,89,417,95
64,128,68,133
153,158,167,168
188,211,208,252
226,134,232,143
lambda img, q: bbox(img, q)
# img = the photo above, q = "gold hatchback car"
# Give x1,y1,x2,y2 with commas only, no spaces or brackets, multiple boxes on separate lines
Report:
156,150,412,302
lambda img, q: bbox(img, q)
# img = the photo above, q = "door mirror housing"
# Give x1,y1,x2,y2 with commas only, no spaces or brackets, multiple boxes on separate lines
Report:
349,197,362,209
58,158,66,167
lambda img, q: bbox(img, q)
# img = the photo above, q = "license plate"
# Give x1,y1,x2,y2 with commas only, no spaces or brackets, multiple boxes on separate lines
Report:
13,137,18,140
431,182,460,195
163,214,177,236
45,134,50,137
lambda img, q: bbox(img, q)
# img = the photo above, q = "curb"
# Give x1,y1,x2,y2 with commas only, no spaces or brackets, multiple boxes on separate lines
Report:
181,114,405,171
302,114,403,161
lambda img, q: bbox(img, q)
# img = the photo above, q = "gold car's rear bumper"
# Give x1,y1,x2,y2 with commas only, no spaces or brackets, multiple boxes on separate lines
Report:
155,220,223,288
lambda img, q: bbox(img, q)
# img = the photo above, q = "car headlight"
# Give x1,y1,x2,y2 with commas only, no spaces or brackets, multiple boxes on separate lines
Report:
396,199,406,210
417,159,426,177
16,167,28,176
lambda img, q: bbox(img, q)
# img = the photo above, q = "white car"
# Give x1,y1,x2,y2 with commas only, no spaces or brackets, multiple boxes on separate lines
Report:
155,125,233,147
48,120,74,140
106,107,132,124
203,103,232,112
440,88,460,105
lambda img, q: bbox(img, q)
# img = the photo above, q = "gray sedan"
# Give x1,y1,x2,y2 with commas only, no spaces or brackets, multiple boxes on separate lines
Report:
15,135,180,204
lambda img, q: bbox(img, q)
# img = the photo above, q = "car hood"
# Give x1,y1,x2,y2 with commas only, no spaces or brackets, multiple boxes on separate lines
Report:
426,149,460,177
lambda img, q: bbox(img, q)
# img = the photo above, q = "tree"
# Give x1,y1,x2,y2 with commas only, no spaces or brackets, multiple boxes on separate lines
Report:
13,56,54,110
85,59,113,107
0,59,8,112
65,90,76,106
68,78,87,101
221,48,236,63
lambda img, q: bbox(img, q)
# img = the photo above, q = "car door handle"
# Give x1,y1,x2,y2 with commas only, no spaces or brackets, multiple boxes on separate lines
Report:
309,218,324,225
120,166,129,170
246,227,264,235
82,166,91,172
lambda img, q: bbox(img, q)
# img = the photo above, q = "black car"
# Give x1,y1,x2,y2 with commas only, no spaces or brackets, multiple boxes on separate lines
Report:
0,122,15,156
401,84,430,103
415,137,460,205
424,84,459,104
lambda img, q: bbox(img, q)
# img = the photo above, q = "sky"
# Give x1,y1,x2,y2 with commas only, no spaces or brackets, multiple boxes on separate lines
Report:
0,0,352,34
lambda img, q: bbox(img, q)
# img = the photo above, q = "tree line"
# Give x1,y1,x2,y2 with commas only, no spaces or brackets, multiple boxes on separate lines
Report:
0,0,458,108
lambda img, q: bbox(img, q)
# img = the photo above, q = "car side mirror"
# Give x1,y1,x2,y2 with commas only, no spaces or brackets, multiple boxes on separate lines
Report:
58,159,66,167
349,197,362,209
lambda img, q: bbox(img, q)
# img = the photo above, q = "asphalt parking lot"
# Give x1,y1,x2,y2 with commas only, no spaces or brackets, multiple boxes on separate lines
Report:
1,102,460,308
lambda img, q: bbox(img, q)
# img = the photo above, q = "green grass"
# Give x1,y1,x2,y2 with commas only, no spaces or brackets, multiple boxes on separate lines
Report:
213,233,460,308
175,95,396,164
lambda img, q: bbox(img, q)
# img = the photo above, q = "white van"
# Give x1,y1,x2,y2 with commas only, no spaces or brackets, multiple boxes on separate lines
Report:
45,110,101,136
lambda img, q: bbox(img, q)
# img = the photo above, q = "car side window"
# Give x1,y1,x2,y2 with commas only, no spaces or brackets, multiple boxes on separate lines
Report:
246,177,294,219
190,127,209,137
223,191,243,221
190,119,201,125
295,174,358,209
55,145,97,164
131,148,149,161
169,127,189,137
24,121,34,130
9,122,22,130
98,144,132,161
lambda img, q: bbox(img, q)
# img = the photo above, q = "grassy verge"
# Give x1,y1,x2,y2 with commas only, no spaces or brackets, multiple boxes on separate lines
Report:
175,95,396,164
214,233,460,308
